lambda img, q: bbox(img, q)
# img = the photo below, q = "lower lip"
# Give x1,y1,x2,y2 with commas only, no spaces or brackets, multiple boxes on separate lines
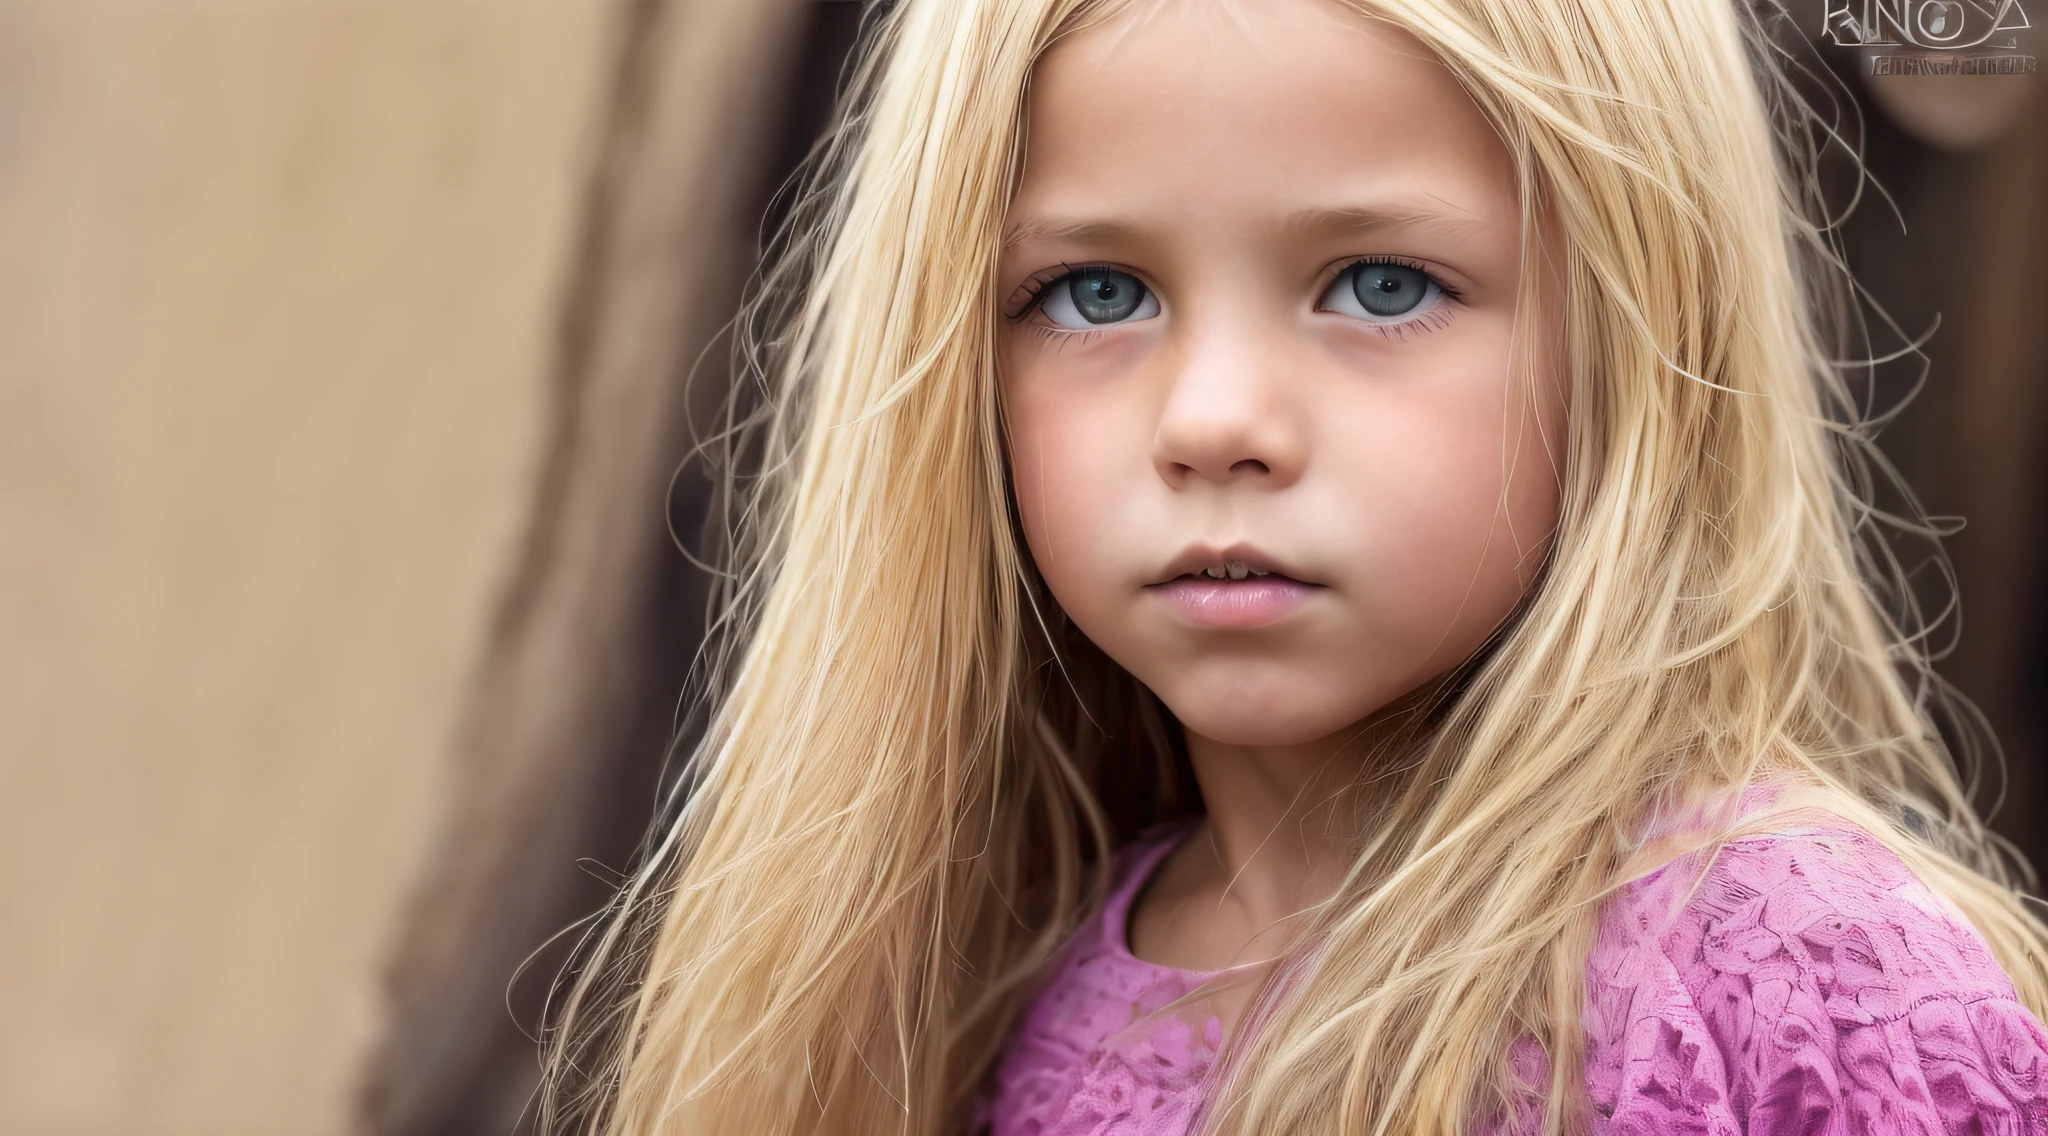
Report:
1148,576,1318,629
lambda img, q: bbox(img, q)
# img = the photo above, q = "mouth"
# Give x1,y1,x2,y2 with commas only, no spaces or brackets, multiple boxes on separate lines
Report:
1146,546,1321,629
1189,559,1273,581
1150,544,1315,585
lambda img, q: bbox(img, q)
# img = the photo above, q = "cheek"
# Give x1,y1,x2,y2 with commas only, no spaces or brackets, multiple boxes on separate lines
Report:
1500,385,1568,575
1004,373,1127,603
1493,345,1571,568
1334,352,1565,655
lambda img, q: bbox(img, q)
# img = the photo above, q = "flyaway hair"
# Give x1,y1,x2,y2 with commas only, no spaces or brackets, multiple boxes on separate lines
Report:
539,1,2048,1133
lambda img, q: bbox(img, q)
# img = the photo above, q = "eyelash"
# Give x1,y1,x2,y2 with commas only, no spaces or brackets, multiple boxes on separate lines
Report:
1003,262,1130,347
1005,261,1106,321
1026,323,1115,347
1004,256,1463,340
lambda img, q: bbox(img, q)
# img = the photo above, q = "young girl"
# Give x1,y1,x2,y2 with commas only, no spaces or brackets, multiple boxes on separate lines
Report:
543,0,2048,1132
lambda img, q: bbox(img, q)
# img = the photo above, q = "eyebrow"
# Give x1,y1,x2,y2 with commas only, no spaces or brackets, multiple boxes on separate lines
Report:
1000,200,1496,250
999,215,1143,250
1276,202,1495,242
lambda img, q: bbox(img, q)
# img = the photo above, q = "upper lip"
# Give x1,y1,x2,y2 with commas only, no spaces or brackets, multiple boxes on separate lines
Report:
1149,543,1319,586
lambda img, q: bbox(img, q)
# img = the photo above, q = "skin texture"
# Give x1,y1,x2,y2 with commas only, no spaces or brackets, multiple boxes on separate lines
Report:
999,0,1567,984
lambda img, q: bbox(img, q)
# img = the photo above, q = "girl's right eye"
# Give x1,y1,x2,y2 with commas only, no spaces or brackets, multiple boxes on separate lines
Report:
1038,268,1161,329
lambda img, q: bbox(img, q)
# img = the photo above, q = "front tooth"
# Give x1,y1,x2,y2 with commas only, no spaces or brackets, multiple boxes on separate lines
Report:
1227,561,1248,580
1204,566,1226,580
1251,569,1269,577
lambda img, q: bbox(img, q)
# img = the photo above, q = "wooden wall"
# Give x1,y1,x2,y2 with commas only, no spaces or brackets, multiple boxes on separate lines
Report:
1846,67,2048,868
0,3,610,1131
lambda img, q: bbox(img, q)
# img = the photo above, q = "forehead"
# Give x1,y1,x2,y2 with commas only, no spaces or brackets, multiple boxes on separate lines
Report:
1012,0,1515,233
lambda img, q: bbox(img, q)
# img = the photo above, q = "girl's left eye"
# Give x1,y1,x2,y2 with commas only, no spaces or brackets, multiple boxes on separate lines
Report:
1038,268,1161,329
1318,260,1445,324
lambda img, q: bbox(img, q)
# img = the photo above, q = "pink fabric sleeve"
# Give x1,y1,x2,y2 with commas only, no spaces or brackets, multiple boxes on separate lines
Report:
1582,825,2048,1135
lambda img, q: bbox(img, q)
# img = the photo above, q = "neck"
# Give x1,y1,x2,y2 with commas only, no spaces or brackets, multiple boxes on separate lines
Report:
1178,706,1419,932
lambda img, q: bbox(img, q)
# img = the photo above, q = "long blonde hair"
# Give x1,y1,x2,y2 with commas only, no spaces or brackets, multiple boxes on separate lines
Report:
540,1,2048,1132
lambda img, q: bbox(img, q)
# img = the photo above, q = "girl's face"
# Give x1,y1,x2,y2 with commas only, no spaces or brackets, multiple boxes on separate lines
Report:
1000,0,1567,748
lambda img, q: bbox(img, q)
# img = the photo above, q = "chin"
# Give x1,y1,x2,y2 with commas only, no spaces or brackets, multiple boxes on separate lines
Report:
1153,669,1371,747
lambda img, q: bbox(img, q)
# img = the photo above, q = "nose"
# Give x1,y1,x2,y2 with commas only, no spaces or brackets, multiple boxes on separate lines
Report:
1151,327,1307,489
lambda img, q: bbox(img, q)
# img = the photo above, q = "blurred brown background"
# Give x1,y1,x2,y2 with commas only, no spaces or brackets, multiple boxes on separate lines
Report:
0,2,2041,1133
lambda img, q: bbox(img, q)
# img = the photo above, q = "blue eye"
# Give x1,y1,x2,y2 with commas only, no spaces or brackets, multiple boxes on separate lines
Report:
1040,268,1160,328
1320,260,1442,323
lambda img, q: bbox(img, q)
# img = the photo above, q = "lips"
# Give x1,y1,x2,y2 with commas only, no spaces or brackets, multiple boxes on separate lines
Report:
1145,544,1321,629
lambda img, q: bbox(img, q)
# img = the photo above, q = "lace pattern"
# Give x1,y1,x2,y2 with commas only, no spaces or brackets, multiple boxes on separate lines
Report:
980,824,2048,1135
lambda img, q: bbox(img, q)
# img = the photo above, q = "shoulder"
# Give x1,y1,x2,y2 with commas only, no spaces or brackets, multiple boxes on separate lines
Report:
1582,823,2048,1134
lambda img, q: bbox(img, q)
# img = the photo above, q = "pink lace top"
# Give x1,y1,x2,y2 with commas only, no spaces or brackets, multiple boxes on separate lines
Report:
981,821,2048,1135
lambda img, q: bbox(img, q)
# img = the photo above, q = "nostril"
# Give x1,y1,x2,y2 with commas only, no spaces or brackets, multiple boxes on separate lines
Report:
1230,459,1270,475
